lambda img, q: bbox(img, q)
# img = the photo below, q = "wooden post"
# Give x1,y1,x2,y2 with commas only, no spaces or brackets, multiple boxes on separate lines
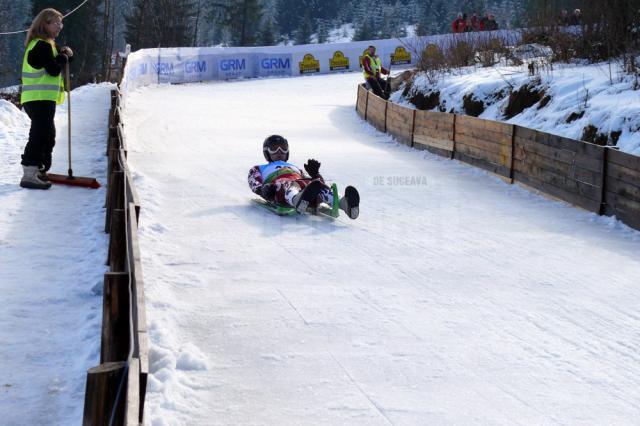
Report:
108,208,126,271
383,99,388,133
509,125,516,184
598,146,609,216
451,114,457,159
410,109,416,148
364,91,369,121
101,272,130,363
82,361,127,426
105,171,124,233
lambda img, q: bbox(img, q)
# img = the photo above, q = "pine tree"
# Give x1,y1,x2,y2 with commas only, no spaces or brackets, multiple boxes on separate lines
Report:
295,12,313,45
259,16,277,46
125,0,198,50
317,19,329,43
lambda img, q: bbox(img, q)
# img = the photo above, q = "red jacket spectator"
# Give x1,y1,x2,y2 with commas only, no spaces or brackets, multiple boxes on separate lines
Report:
452,13,466,33
470,13,482,31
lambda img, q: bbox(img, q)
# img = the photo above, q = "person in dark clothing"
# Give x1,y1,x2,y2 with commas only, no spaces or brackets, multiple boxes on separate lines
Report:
19,8,73,189
470,12,482,31
569,9,582,25
483,13,499,31
558,9,570,26
361,45,390,100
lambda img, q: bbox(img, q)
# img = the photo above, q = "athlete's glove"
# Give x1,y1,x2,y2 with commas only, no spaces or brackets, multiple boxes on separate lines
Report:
304,159,321,178
260,183,276,200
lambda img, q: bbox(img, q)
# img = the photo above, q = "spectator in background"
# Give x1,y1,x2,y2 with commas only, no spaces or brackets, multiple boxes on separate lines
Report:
464,15,474,32
483,13,499,31
569,8,582,25
452,13,466,33
558,9,569,26
471,12,482,31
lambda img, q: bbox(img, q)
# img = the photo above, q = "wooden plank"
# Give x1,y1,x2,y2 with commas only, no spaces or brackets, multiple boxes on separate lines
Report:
514,171,601,212
515,126,603,162
456,140,508,168
356,85,368,118
128,203,148,335
513,158,602,203
413,134,454,152
455,133,512,159
366,94,387,132
608,148,640,171
457,114,512,134
125,358,140,426
514,135,603,173
605,176,640,203
514,148,602,187
456,125,513,146
454,150,511,178
606,160,640,187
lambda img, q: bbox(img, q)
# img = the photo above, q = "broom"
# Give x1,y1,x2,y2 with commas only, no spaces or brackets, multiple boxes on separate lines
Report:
47,62,101,189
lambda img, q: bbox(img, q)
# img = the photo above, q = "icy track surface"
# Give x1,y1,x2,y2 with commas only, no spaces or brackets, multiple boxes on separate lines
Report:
123,73,640,425
0,85,110,425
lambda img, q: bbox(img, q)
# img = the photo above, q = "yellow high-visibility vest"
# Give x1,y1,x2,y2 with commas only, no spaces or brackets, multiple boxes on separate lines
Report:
362,53,382,79
21,39,65,105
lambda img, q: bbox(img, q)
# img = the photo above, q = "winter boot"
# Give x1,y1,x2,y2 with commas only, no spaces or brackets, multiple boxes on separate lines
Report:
292,180,323,214
38,166,49,183
339,186,360,219
20,165,51,190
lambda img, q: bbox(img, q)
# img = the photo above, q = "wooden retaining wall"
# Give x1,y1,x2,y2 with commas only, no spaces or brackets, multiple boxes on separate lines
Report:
83,89,149,425
357,84,640,231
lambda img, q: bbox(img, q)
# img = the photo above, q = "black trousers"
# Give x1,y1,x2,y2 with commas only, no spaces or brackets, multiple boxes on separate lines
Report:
366,77,389,100
22,101,56,171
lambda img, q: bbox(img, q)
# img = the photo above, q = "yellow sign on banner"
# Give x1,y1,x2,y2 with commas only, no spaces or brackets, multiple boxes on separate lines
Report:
329,51,350,71
299,54,320,74
358,48,372,69
391,46,411,65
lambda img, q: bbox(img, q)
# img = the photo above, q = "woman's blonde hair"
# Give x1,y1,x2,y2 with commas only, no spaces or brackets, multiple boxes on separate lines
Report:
25,8,63,47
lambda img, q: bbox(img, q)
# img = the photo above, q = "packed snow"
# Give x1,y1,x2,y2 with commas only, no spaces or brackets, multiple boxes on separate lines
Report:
0,85,112,425
120,72,640,424
394,61,640,155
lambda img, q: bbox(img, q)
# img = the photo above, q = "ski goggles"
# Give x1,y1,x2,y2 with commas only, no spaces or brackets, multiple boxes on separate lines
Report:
267,144,289,155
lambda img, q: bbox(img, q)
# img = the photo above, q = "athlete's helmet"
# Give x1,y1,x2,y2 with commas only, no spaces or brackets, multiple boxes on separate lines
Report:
263,135,289,162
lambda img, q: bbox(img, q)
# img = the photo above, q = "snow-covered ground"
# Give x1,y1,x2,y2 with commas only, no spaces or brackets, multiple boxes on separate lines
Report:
0,85,111,425
121,72,640,425
393,62,640,155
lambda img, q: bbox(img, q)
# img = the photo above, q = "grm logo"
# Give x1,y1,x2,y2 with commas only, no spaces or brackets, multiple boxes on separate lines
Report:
261,58,291,69
185,60,206,74
220,59,246,71
153,62,174,75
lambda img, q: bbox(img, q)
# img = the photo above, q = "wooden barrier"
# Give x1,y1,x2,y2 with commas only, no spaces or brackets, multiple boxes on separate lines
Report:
84,88,148,425
513,126,605,212
454,115,514,179
355,84,640,231
366,92,387,133
604,149,640,229
386,102,415,146
413,110,454,157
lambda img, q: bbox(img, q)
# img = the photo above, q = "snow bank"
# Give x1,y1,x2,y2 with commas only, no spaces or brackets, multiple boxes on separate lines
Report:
397,62,640,155
0,84,113,425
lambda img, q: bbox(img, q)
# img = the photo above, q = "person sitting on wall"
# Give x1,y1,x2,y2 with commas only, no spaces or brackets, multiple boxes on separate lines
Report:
362,45,390,100
558,9,570,26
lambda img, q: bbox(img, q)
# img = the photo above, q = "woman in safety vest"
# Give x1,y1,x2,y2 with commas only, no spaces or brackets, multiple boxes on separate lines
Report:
19,8,73,189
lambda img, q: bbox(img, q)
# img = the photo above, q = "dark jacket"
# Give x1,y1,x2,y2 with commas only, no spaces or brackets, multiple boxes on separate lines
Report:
27,40,70,77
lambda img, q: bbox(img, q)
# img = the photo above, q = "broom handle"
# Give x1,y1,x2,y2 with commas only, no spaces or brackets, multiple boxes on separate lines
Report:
66,62,73,178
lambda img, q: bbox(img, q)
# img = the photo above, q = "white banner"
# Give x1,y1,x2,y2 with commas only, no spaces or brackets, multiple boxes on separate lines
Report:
120,30,521,95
